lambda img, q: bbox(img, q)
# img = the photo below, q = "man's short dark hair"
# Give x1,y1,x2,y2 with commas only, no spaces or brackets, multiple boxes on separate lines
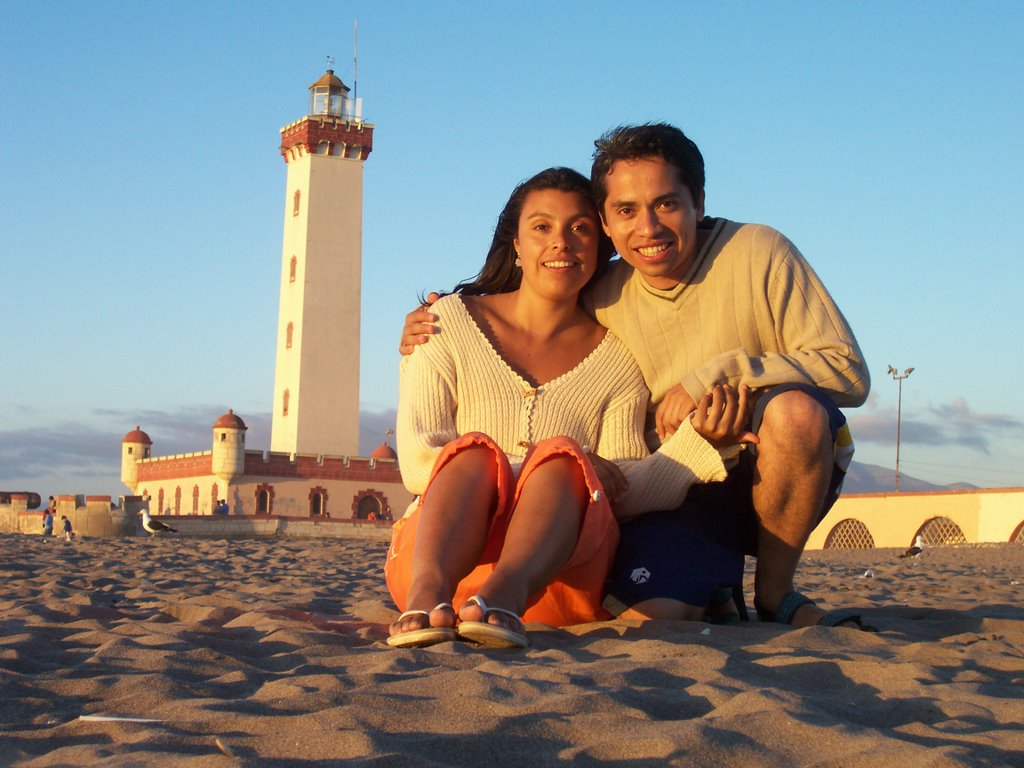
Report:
591,123,705,215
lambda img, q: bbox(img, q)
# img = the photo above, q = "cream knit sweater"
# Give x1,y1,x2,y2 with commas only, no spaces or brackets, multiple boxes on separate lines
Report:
397,295,727,520
586,219,870,413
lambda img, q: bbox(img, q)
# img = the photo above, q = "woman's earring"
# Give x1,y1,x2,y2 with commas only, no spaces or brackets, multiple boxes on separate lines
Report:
514,255,522,267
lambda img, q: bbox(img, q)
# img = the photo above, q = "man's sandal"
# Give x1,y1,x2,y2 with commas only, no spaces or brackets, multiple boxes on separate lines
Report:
757,592,878,632
457,595,528,649
386,602,458,648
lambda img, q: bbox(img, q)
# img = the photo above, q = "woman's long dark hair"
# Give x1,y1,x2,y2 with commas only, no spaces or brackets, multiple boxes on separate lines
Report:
449,167,614,297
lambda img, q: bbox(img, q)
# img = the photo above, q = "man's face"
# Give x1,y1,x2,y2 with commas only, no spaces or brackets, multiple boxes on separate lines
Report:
600,157,705,290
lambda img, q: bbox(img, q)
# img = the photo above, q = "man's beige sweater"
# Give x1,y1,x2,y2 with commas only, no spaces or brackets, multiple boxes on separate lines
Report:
586,218,870,418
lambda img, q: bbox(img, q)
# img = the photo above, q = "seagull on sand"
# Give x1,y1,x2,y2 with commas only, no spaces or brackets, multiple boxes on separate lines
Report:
899,534,925,559
139,509,177,536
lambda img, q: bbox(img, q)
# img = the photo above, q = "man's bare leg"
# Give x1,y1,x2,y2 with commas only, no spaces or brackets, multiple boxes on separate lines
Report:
751,390,838,627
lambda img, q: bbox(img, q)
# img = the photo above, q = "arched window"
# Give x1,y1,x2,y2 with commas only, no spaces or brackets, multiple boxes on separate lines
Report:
211,484,219,514
1011,520,1024,544
173,486,181,515
255,484,274,514
286,322,294,349
309,486,328,517
158,488,165,515
282,389,290,417
192,485,200,514
293,189,301,217
915,517,967,546
289,256,297,283
823,519,875,550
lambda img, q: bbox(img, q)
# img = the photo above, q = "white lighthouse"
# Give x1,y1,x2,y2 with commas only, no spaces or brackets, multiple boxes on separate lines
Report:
270,68,373,458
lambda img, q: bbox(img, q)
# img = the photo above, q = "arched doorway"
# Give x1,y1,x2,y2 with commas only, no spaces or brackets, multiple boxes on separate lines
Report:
356,495,382,520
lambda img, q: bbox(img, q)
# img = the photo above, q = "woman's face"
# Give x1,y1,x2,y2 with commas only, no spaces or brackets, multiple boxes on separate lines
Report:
513,189,600,302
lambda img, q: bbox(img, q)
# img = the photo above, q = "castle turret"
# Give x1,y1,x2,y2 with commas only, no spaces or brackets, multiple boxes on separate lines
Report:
271,68,373,458
121,426,152,492
211,409,247,484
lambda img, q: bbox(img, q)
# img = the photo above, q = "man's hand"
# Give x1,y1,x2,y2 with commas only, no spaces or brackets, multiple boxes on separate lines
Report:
586,453,629,502
399,292,441,355
655,384,698,439
691,384,759,449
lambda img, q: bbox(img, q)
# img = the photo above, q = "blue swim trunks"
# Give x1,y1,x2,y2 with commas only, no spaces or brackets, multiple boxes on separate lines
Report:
604,384,851,615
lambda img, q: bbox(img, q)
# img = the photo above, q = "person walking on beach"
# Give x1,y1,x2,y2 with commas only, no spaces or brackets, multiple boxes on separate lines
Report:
387,167,754,649
402,124,871,630
61,515,73,541
42,508,54,537
42,496,56,529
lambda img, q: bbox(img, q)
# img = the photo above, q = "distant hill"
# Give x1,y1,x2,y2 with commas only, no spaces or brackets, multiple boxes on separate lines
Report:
841,461,978,494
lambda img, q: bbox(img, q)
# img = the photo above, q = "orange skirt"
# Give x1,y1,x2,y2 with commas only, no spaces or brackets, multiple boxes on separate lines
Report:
384,432,619,627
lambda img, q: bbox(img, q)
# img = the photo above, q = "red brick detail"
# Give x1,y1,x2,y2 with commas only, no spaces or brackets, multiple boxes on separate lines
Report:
137,453,214,482
280,118,374,161
242,451,402,483
85,496,112,502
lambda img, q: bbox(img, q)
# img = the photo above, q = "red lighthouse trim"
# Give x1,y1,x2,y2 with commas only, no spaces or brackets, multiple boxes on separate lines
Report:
279,117,374,163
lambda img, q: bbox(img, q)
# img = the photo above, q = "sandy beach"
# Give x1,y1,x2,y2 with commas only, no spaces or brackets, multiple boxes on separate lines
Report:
2,533,1022,767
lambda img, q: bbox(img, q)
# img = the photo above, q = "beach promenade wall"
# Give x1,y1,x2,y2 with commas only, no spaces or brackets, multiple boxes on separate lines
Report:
2,495,136,537
152,514,391,540
6,487,1022,549
808,487,1024,550
0,493,391,540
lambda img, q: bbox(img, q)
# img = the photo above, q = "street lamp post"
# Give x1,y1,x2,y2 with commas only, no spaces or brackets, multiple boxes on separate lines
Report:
887,365,914,492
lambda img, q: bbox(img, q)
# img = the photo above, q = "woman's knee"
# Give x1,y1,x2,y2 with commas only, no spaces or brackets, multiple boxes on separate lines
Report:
527,455,588,501
442,433,503,468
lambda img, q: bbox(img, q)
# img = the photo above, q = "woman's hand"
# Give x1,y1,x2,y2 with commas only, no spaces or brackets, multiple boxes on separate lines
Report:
586,452,629,502
399,292,441,355
691,384,760,449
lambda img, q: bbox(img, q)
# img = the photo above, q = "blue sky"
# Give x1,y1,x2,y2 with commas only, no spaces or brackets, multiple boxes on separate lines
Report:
2,1,1022,498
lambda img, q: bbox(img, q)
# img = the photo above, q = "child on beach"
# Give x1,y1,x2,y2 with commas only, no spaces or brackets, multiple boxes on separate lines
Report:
61,515,74,541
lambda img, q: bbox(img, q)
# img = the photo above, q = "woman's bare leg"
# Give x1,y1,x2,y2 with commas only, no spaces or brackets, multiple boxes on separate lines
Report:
459,454,586,629
391,446,498,636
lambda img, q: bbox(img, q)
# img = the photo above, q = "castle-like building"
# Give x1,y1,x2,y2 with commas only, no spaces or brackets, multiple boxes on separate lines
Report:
119,68,412,524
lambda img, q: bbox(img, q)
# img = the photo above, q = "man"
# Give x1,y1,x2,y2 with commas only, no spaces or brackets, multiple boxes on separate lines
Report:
402,123,870,629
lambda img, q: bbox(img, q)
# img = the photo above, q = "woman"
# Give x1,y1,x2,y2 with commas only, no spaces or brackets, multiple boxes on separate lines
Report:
386,168,751,648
